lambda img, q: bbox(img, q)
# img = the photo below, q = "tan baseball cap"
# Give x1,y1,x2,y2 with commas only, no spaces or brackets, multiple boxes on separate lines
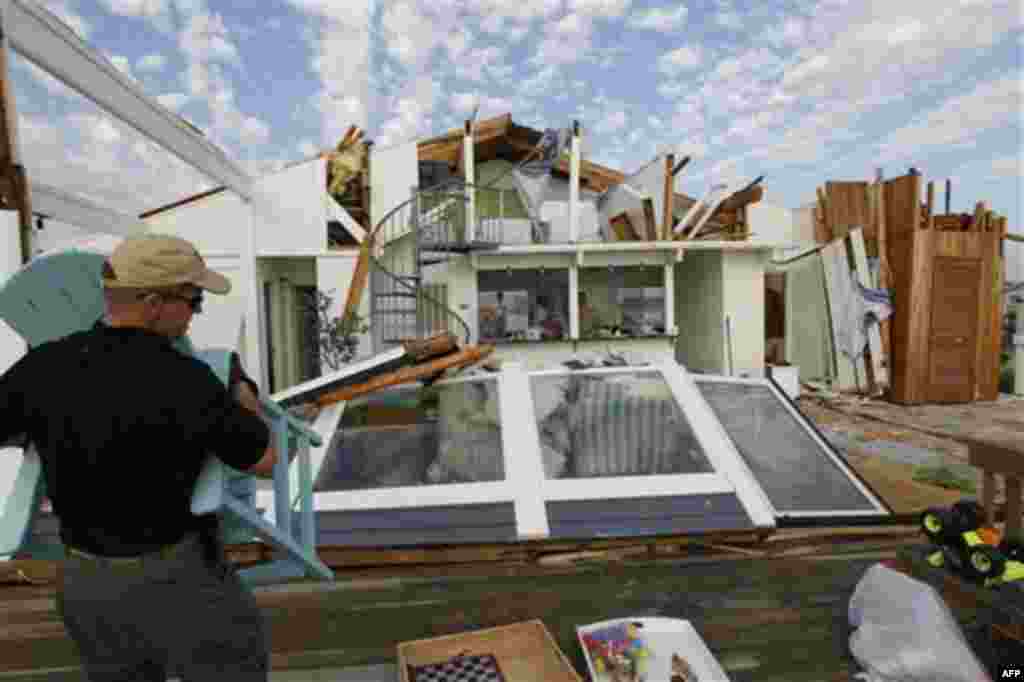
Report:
102,234,231,294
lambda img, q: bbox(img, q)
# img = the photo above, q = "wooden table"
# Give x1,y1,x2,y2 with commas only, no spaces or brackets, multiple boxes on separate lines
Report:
964,428,1024,541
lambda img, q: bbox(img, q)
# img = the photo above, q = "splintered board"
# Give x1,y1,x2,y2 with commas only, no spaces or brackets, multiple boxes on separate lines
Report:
825,182,873,254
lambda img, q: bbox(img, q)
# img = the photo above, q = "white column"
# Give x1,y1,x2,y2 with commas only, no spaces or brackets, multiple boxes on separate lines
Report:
569,264,579,340
569,121,580,243
664,262,675,335
463,120,475,243
239,204,266,390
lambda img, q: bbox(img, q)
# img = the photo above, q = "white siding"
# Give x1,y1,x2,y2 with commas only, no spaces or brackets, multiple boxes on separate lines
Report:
143,190,247,254
186,256,245,351
370,141,419,232
746,201,794,245
253,159,327,255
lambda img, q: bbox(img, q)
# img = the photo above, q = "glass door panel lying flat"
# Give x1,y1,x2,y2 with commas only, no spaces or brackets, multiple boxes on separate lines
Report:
530,370,712,479
695,377,889,519
315,380,505,491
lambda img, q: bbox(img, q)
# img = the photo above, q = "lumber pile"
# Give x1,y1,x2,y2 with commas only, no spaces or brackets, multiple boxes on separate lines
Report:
812,172,1008,403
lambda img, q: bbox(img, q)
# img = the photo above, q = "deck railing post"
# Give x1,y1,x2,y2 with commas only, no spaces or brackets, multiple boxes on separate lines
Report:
298,435,315,552
272,414,292,539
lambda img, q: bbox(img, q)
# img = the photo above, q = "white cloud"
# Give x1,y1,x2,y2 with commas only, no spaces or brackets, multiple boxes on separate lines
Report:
658,46,702,74
297,139,319,158
180,13,241,66
99,0,169,16
454,46,505,82
568,0,631,18
136,54,168,72
594,108,628,134
240,117,271,145
717,11,742,29
302,3,371,142
377,76,439,146
534,13,595,65
877,73,1021,162
781,54,829,89
990,156,1020,177
156,92,189,110
466,0,562,21
627,5,687,31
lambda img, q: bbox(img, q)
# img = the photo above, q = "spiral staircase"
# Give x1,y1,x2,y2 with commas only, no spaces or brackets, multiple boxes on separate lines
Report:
366,180,512,351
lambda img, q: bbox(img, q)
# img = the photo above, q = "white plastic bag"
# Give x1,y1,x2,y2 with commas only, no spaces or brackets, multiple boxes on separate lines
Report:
848,563,992,682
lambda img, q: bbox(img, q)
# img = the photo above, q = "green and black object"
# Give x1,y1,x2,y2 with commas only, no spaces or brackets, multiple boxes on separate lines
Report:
922,499,1024,585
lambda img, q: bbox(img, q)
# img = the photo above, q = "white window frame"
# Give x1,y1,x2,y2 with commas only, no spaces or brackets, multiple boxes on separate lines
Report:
263,360,783,539
528,361,775,529
692,374,889,518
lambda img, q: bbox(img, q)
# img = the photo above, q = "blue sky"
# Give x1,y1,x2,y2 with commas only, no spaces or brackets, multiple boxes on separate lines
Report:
10,0,1023,279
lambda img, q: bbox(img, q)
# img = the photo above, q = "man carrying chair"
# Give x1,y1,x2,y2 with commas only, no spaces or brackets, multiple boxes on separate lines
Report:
0,234,279,680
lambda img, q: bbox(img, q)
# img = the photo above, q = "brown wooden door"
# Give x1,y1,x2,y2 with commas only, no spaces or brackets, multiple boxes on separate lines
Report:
927,257,980,403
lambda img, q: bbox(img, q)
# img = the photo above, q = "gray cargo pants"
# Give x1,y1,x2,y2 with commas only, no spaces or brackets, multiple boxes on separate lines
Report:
56,530,268,681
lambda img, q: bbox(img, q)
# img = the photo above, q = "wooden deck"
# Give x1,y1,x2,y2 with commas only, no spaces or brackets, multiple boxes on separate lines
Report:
0,534,988,682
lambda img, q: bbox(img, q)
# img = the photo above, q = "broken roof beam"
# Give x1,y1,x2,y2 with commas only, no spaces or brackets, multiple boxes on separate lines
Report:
5,0,252,200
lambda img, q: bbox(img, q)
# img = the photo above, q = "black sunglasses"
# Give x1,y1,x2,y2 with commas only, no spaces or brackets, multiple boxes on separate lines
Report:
139,291,204,313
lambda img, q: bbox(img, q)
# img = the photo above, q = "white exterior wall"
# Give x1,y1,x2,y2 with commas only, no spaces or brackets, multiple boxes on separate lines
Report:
371,141,419,232
143,190,247,254
187,255,246,352
747,200,794,244
721,251,767,377
252,159,328,255
447,257,478,343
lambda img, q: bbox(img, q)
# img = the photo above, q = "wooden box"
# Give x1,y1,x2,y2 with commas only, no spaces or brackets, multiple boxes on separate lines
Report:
398,620,582,682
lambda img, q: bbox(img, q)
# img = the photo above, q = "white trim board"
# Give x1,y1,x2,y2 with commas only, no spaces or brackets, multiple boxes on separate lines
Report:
31,182,146,237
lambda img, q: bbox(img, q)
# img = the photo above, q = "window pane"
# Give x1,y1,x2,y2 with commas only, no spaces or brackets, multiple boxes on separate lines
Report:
314,381,504,491
478,269,570,342
530,371,713,479
696,381,881,513
579,267,665,338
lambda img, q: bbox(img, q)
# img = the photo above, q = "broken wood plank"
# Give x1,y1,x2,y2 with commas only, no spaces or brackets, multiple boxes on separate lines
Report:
873,176,892,372
610,211,640,241
402,333,458,361
641,195,658,240
662,154,675,241
971,201,988,233
314,345,495,407
825,181,871,247
925,181,934,230
816,187,832,243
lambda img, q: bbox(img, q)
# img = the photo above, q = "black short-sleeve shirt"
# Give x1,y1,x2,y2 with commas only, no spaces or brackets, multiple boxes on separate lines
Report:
0,323,269,556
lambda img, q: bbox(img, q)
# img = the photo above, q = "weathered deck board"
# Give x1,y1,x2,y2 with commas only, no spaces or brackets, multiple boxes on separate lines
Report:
0,543,933,680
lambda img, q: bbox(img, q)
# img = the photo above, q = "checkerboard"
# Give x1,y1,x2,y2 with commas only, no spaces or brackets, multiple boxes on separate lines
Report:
407,653,506,682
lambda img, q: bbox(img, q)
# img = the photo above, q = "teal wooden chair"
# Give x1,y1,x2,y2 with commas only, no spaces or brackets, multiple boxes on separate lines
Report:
0,247,333,583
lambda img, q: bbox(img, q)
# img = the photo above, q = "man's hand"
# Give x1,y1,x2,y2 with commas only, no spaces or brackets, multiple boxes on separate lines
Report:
233,380,263,415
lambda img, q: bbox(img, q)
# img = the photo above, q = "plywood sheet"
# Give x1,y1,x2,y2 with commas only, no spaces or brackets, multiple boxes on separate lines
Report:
927,257,979,403
890,229,934,404
826,182,872,253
